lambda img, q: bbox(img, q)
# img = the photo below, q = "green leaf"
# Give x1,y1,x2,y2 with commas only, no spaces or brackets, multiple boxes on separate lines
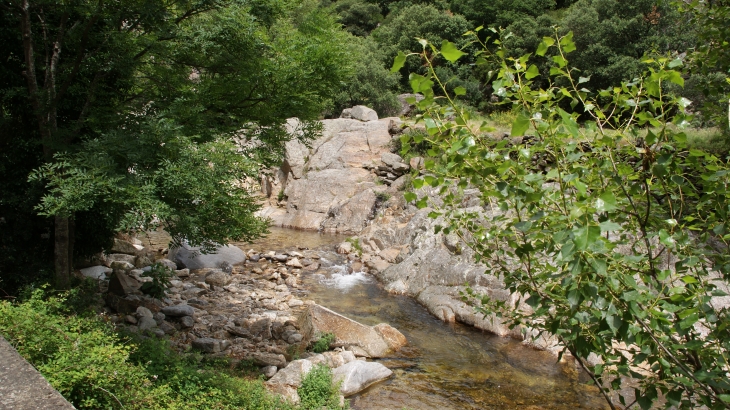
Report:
454,86,466,96
599,221,621,232
578,76,591,84
667,71,684,87
441,40,466,63
404,192,417,202
412,178,424,189
416,197,428,209
514,221,532,232
573,225,601,251
525,65,540,79
391,51,406,73
595,192,617,212
559,31,576,53
668,58,683,68
511,111,530,136
536,37,554,56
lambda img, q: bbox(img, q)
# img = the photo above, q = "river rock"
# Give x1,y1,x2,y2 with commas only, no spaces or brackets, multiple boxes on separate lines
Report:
286,258,303,268
373,323,408,350
350,105,378,122
137,316,157,332
80,265,112,280
105,253,137,267
205,270,231,287
263,366,278,379
161,304,194,317
180,316,195,328
158,258,177,271
169,243,246,270
267,359,312,386
333,360,393,396
136,306,153,318
337,242,352,254
251,352,287,368
110,260,135,271
397,93,424,116
111,238,141,255
381,152,404,168
192,338,221,353
108,272,141,297
299,304,405,357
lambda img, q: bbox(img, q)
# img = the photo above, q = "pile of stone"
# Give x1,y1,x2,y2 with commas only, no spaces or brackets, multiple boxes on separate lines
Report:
80,238,406,404
363,152,411,186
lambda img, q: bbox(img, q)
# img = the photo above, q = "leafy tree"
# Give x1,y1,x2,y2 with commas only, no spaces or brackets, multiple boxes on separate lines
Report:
679,0,730,130
449,0,556,29
1,0,349,289
329,35,400,117
394,28,730,409
372,4,471,89
325,0,384,37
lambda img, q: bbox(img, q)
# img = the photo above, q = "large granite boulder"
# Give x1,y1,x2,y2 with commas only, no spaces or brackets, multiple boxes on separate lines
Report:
297,304,406,357
350,105,378,122
168,243,246,270
333,360,393,396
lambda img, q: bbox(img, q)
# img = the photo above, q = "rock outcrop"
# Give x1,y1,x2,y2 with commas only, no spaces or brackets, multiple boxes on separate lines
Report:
258,114,408,234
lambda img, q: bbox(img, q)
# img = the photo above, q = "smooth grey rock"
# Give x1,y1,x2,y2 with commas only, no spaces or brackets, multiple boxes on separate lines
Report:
263,365,278,379
350,105,378,122
381,152,404,168
110,260,135,271
251,352,287,368
80,265,112,280
340,108,352,119
168,243,245,270
158,258,177,271
193,338,221,353
333,360,393,396
267,359,312,386
159,321,176,335
111,238,140,255
396,93,425,116
205,270,231,287
135,306,153,318
161,304,194,317
180,316,195,328
286,258,303,268
175,268,190,277
137,316,157,331
287,333,303,344
272,254,288,262
107,272,141,296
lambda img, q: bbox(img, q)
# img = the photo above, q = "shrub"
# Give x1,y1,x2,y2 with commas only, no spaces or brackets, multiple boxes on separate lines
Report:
298,364,345,410
140,263,173,299
311,332,336,353
0,287,293,409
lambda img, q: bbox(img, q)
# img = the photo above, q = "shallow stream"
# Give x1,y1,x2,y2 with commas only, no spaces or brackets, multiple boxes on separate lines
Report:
244,228,608,410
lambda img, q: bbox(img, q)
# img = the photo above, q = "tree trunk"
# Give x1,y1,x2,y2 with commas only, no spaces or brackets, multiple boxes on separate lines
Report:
54,215,71,289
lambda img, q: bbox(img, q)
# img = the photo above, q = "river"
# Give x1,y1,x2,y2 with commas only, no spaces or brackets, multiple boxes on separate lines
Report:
243,227,608,410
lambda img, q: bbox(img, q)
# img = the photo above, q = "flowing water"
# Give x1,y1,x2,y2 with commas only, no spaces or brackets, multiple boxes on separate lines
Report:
244,228,609,410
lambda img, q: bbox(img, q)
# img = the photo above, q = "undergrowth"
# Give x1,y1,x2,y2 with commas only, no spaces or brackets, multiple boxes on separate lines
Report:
0,286,294,409
298,364,346,410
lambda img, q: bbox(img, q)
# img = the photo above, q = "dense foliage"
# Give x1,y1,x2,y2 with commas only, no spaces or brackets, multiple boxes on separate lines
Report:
395,26,730,409
0,0,350,290
0,287,295,409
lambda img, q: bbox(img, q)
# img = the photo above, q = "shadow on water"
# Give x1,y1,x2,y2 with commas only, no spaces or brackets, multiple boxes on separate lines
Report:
243,228,609,410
